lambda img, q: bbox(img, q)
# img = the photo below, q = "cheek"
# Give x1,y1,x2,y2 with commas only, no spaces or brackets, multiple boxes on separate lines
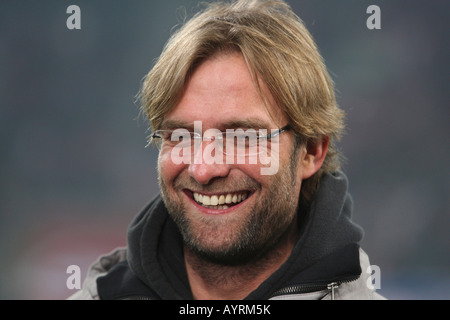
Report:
158,150,186,186
236,146,294,185
233,163,271,191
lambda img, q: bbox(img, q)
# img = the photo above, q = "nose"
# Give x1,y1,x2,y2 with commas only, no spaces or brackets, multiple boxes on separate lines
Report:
188,140,231,185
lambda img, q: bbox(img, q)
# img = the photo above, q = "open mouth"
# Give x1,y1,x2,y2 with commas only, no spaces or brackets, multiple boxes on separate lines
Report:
184,190,252,210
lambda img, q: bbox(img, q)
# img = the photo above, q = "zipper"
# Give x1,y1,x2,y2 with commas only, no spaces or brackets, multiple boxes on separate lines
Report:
119,296,154,300
270,275,360,300
118,276,360,300
327,282,339,300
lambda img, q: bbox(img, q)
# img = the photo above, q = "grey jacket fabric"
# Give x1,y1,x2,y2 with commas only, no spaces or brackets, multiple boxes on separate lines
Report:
68,247,126,300
68,171,385,300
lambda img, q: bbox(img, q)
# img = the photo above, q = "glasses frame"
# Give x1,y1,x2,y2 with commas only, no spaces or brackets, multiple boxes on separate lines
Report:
150,124,292,156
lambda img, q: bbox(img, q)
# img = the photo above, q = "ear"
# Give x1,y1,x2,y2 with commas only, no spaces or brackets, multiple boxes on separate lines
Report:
301,136,329,179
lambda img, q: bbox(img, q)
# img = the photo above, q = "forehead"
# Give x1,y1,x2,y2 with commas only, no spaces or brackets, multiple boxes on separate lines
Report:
163,52,287,130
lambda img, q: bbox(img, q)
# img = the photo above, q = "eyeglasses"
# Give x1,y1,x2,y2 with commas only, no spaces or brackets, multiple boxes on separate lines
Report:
150,125,291,156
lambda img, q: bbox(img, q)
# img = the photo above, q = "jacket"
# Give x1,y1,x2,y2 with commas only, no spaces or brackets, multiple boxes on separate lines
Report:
68,171,385,300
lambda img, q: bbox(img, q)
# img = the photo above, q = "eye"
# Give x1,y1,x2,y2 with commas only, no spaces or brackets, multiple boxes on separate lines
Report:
232,132,260,147
152,130,169,140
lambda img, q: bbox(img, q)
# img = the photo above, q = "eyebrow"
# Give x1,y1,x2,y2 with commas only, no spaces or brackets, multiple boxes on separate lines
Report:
159,119,195,131
220,118,273,130
160,118,275,131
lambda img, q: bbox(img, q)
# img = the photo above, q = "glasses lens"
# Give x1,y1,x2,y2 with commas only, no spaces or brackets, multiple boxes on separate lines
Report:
151,127,284,156
219,130,263,156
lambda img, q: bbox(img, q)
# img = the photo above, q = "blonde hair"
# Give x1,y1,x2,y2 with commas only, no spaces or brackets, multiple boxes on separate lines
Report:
141,0,345,203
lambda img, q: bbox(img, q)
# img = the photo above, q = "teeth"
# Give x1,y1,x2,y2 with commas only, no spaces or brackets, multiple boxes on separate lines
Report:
202,195,211,205
193,191,249,208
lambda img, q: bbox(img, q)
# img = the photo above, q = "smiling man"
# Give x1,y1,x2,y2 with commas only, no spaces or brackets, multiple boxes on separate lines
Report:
158,52,308,299
70,0,384,300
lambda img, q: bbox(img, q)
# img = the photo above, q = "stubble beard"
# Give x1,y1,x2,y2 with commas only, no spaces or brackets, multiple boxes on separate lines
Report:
158,152,301,266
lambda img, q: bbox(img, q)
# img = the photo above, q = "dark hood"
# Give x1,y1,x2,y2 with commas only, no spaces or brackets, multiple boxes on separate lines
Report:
109,171,364,299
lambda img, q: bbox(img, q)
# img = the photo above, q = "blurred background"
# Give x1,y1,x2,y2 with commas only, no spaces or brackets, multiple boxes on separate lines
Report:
0,0,448,299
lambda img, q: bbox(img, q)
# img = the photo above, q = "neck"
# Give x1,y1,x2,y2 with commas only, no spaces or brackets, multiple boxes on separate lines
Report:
184,219,299,300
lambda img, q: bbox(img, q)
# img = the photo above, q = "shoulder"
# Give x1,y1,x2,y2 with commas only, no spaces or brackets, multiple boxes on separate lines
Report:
67,247,127,300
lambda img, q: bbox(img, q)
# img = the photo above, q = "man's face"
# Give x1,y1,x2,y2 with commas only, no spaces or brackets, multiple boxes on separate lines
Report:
157,52,306,265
